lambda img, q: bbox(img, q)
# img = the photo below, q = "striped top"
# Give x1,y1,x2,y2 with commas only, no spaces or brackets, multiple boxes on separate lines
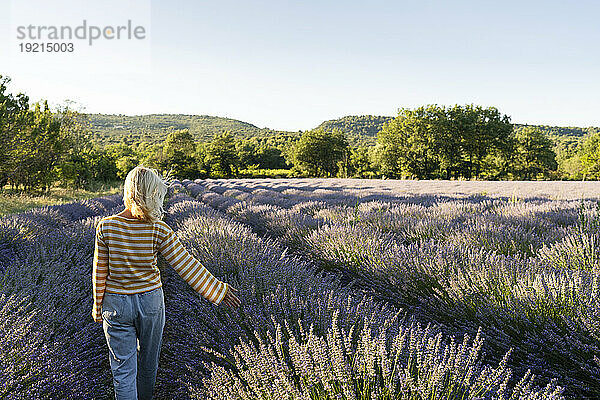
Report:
92,215,229,322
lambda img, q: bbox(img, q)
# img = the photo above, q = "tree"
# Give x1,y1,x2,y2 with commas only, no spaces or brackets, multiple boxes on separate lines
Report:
373,116,405,178
86,147,119,183
558,154,585,180
205,131,239,178
194,142,211,178
374,104,513,180
107,141,139,179
163,129,195,156
579,131,600,180
348,146,377,178
136,142,163,171
0,76,99,191
554,136,583,180
115,156,139,180
510,127,557,179
236,139,260,169
256,145,287,169
11,100,72,191
290,128,349,177
0,75,32,189
448,105,512,179
374,105,446,179
160,129,198,178
54,107,100,189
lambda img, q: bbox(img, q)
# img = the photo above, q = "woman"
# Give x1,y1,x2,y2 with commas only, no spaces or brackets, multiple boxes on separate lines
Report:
92,166,240,399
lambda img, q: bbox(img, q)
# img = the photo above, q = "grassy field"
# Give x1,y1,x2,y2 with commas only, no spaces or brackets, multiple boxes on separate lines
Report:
0,181,123,216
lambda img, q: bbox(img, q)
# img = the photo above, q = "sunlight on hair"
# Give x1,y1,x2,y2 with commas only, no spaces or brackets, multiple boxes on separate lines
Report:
123,165,169,222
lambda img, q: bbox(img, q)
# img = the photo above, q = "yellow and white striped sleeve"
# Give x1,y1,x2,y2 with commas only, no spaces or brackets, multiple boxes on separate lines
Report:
92,220,109,321
157,222,228,305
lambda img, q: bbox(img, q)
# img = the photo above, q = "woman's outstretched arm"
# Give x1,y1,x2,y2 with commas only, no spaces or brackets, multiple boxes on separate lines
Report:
157,222,230,305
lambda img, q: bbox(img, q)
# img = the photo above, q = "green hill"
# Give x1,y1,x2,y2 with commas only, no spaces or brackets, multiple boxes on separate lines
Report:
86,113,598,151
316,115,393,146
88,113,292,145
513,124,600,154
513,124,599,138
513,123,599,141
315,116,599,147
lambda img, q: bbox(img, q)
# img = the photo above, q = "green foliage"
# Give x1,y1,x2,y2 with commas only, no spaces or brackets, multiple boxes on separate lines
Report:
115,156,139,180
236,137,289,170
0,76,95,191
372,117,404,178
52,108,105,188
86,148,120,183
557,155,585,180
510,127,558,179
235,139,259,169
104,141,138,180
163,129,195,155
159,129,199,179
514,124,599,140
290,128,349,177
11,101,63,190
88,113,288,145
347,146,378,178
374,104,513,180
316,115,393,146
320,117,596,181
579,131,600,180
205,132,239,178
194,142,211,178
505,125,599,180
450,104,513,179
2,71,597,186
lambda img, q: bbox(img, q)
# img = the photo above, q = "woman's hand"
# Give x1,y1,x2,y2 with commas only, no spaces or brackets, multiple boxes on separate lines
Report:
222,284,241,308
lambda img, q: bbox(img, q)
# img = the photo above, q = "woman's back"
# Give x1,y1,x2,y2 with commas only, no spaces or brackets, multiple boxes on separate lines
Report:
93,214,229,322
92,165,239,399
96,215,163,294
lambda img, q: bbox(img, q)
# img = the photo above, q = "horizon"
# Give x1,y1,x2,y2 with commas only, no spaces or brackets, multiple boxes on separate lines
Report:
2,0,599,131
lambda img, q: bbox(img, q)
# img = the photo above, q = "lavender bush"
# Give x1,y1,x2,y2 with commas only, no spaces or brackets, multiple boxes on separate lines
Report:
202,314,563,400
2,179,590,398
185,178,600,397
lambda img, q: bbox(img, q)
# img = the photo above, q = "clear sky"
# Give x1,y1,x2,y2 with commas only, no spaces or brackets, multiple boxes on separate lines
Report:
1,0,599,131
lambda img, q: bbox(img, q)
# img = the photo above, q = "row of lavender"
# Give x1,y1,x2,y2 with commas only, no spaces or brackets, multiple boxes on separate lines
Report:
161,194,558,399
177,177,600,398
0,195,125,398
0,184,563,398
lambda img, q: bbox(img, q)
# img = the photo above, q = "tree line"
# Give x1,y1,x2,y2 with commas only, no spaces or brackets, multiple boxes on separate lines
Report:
373,104,558,180
1,74,599,193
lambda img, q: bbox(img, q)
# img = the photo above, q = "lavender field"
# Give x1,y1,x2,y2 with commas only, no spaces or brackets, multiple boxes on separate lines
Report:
1,178,600,399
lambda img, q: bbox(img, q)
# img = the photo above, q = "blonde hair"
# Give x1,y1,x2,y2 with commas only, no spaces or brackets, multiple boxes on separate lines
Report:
123,165,169,223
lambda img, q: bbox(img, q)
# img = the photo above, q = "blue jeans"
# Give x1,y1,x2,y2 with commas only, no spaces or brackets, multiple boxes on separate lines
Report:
102,287,165,400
